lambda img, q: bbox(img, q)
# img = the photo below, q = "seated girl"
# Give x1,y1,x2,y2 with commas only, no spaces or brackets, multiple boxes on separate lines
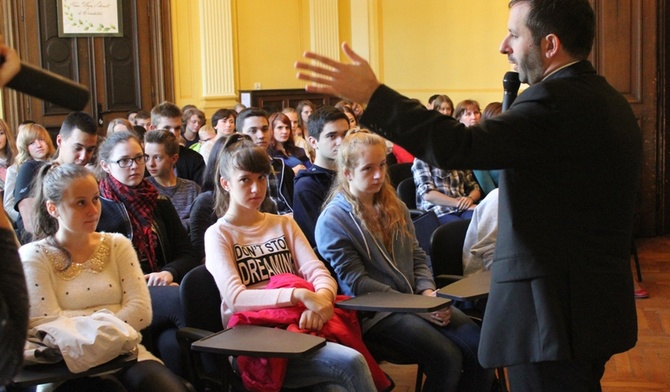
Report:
267,112,311,175
20,163,186,391
4,122,55,223
204,134,380,391
316,131,494,392
97,131,197,375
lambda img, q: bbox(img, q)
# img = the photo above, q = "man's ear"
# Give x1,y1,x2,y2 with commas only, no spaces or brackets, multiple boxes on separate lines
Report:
171,154,179,166
543,33,560,59
307,135,318,150
56,134,62,147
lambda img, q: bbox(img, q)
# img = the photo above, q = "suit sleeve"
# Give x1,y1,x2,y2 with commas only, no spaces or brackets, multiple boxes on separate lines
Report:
0,229,28,385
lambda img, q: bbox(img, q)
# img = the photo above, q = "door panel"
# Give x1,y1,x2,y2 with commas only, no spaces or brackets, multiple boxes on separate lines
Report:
2,0,172,135
591,0,660,236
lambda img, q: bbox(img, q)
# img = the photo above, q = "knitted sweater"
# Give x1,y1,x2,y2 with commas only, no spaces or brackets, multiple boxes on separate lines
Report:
20,233,156,362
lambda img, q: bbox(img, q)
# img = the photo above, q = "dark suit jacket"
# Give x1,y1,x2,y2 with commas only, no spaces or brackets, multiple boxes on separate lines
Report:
361,61,641,368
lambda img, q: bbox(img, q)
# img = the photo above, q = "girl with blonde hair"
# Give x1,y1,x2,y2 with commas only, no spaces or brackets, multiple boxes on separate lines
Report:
316,130,493,392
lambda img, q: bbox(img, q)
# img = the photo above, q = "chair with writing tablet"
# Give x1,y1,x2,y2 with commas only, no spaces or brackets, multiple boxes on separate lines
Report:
177,265,325,392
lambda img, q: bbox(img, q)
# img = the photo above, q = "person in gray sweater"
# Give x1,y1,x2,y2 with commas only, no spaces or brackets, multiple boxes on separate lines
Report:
316,131,492,392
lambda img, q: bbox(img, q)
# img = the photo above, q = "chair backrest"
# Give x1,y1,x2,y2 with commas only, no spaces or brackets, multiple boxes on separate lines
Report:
180,265,223,332
429,219,471,276
412,210,441,257
387,162,413,188
397,177,417,210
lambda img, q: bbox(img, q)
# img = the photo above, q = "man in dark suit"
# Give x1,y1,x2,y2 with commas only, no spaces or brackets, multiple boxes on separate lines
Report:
296,0,641,390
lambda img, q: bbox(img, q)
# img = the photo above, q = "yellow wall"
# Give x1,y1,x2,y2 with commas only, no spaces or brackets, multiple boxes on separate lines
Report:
235,0,308,91
171,0,512,112
379,0,512,106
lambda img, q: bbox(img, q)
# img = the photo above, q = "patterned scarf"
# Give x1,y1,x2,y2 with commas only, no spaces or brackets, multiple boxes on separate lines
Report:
99,175,159,271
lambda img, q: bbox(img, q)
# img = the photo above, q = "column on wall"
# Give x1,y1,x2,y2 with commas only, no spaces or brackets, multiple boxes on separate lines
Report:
309,0,339,60
200,0,237,111
348,0,381,78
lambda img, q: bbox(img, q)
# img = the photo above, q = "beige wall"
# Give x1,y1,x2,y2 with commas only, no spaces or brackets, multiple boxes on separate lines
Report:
170,0,513,116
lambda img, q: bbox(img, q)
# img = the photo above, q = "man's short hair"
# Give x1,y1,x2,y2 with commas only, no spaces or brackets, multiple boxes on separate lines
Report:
211,108,236,127
151,102,182,127
509,0,594,59
144,128,179,156
307,106,349,139
235,107,268,133
60,112,97,138
134,110,150,122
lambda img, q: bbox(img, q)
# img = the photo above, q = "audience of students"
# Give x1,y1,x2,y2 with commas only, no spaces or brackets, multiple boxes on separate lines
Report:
293,106,349,248
454,99,482,126
204,134,380,391
97,131,196,375
21,163,187,391
236,107,294,215
211,108,237,138
296,99,315,133
268,112,311,175
191,124,216,162
15,112,98,243
281,107,313,161
106,118,134,135
0,119,17,201
181,107,205,148
432,94,455,116
144,129,201,230
316,130,493,392
150,102,206,186
132,110,151,130
4,123,56,224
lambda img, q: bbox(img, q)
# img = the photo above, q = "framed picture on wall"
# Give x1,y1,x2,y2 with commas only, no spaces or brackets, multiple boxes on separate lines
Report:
57,0,123,37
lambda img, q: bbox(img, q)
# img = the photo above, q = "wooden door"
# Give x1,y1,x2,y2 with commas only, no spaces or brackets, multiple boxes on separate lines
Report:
1,0,173,135
590,0,661,236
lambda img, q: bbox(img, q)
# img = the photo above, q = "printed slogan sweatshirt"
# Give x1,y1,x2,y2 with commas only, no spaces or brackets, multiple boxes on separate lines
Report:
204,213,337,327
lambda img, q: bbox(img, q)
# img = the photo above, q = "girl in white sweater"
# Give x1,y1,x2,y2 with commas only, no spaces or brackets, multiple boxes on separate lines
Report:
20,163,186,392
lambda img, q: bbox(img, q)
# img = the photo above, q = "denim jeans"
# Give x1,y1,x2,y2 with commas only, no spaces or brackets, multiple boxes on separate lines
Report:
365,306,494,392
438,209,475,225
283,342,377,392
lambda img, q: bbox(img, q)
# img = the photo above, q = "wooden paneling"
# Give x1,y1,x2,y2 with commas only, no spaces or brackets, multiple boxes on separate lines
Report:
1,0,173,134
239,89,338,112
592,0,660,236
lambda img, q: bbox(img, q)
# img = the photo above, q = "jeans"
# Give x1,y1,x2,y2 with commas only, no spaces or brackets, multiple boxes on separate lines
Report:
148,286,185,377
283,342,377,392
365,307,493,392
438,209,475,225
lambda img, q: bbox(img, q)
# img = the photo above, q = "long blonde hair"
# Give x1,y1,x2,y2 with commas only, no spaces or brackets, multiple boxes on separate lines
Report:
16,123,56,166
326,130,410,250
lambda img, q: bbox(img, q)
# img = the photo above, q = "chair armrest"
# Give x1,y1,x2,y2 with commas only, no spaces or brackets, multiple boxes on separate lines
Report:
177,327,229,391
434,274,464,288
177,327,213,344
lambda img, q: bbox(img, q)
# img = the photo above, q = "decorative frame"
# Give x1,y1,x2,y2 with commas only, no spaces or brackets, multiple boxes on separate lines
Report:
57,0,123,37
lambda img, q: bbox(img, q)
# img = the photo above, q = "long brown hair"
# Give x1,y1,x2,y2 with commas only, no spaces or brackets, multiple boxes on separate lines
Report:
326,130,410,250
214,134,273,217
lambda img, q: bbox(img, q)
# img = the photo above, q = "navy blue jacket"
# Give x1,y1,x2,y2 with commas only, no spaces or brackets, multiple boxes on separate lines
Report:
293,164,336,247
